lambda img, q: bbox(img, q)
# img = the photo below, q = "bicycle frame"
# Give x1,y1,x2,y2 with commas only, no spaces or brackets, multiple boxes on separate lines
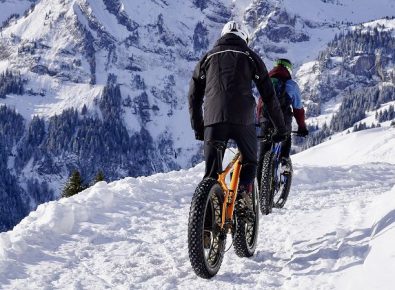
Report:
272,142,282,158
216,152,242,230
272,142,283,184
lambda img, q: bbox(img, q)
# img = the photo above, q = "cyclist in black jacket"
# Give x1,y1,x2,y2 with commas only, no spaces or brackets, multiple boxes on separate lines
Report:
188,21,287,208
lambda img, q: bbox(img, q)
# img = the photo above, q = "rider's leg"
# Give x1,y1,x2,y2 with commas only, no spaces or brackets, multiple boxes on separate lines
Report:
203,123,229,180
280,115,293,172
281,135,292,158
257,121,273,181
280,114,293,158
229,123,257,187
230,123,257,220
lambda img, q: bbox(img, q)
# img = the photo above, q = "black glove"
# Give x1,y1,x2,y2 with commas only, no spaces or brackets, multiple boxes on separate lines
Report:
272,131,288,143
195,130,204,141
297,127,309,137
194,123,204,141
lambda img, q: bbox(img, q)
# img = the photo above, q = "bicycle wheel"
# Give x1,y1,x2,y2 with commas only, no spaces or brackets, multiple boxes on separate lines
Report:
188,178,226,279
273,159,293,208
259,150,276,215
233,178,259,257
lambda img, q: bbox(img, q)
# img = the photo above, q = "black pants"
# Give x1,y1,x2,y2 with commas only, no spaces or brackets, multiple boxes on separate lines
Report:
204,123,257,185
257,114,292,182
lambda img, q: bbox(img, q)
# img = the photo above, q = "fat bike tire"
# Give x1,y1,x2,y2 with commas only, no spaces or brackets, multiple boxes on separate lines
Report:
233,179,259,257
259,151,275,215
188,178,226,279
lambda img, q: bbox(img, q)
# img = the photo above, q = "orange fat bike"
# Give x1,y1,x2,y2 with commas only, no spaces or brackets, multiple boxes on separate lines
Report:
187,141,259,279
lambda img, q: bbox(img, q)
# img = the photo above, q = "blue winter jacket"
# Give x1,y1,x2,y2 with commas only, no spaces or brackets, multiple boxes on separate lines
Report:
285,79,303,109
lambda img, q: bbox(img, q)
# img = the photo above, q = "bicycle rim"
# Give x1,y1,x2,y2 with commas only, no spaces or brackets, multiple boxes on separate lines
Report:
203,188,223,269
273,162,292,208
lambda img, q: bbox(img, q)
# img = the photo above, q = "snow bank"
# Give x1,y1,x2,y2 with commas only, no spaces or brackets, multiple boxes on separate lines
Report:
0,163,206,288
0,181,114,261
293,127,395,166
2,83,104,120
336,185,395,289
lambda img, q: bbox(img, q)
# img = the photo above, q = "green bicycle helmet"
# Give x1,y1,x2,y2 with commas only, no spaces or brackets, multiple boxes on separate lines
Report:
275,58,293,74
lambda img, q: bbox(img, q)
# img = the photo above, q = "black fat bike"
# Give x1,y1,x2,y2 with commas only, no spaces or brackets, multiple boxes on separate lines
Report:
258,131,302,215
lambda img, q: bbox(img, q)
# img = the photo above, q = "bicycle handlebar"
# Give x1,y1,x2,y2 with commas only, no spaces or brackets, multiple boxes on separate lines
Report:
257,131,307,140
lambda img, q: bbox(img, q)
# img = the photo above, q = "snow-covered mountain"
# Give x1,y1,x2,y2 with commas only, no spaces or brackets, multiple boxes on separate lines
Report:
0,0,234,230
298,18,395,124
0,0,394,230
0,127,394,289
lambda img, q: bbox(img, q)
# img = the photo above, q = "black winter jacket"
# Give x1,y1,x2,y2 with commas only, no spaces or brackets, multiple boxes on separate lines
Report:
188,33,286,133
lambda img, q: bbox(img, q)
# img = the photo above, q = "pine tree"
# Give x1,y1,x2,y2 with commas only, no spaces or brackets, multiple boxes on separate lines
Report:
62,170,84,198
81,104,87,115
94,170,105,183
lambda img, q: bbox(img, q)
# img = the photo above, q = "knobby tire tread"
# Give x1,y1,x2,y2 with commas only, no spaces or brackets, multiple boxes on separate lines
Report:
233,181,259,257
259,151,275,215
188,178,225,279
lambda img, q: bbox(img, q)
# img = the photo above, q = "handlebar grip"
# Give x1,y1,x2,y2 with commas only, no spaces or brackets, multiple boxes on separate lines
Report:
291,131,307,138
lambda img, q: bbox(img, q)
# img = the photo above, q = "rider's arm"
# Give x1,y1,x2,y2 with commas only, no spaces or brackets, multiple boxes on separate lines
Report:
286,80,306,128
188,55,207,133
250,51,286,134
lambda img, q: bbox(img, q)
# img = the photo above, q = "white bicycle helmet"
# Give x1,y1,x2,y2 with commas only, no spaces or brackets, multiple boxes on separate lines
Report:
221,21,250,44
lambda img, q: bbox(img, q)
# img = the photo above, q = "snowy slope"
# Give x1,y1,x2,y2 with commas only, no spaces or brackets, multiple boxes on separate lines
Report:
336,186,395,290
1,127,395,289
294,127,395,166
0,0,35,26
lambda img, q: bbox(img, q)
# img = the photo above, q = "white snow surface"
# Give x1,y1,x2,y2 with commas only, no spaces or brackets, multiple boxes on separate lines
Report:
294,127,395,166
1,127,395,289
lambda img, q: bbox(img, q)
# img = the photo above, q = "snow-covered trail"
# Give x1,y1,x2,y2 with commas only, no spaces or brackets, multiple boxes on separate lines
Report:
1,157,395,289
256,162,395,289
1,128,395,289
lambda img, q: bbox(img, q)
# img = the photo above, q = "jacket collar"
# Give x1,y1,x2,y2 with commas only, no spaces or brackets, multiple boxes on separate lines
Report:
214,33,248,48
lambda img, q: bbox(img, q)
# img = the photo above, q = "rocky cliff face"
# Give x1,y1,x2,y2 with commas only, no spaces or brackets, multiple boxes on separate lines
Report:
294,19,395,149
301,20,395,116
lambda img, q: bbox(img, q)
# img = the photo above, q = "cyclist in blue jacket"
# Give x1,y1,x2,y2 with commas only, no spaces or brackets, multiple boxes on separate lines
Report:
257,58,308,176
